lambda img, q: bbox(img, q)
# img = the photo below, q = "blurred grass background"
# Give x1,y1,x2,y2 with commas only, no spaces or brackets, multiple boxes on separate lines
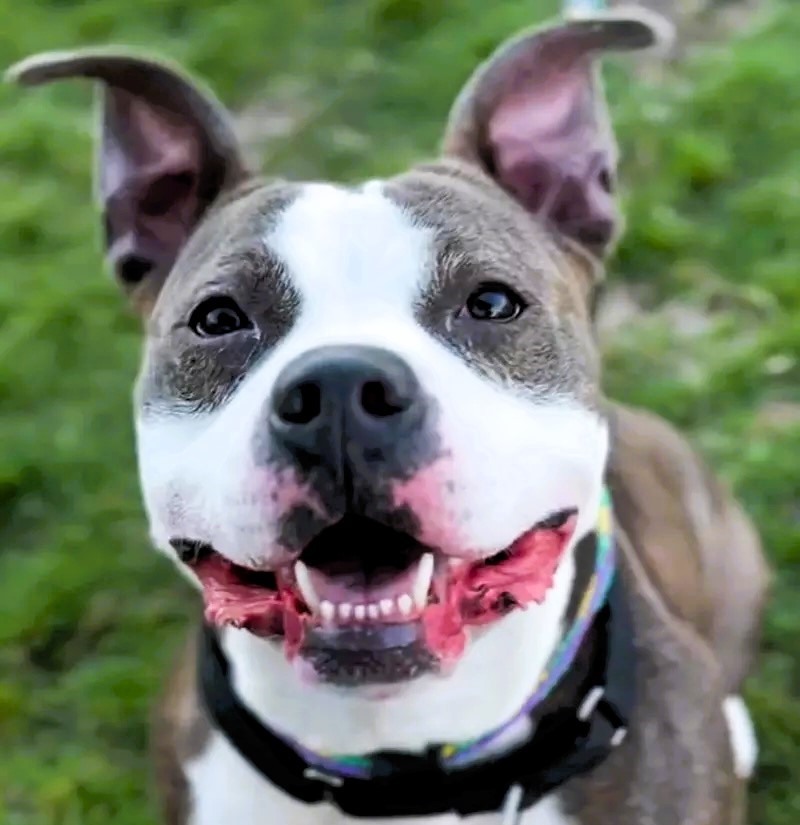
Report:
0,0,797,823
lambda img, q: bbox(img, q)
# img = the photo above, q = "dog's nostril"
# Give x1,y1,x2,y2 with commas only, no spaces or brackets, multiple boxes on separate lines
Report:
360,379,407,418
277,381,322,425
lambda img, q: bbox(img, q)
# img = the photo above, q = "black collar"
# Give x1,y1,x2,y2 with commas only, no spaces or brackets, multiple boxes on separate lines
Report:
197,540,636,820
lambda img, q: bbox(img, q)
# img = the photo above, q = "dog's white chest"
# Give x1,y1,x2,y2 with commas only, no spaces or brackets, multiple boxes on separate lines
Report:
185,731,578,825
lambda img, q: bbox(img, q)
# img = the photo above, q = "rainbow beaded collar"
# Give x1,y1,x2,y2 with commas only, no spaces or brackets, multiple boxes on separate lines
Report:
285,489,616,779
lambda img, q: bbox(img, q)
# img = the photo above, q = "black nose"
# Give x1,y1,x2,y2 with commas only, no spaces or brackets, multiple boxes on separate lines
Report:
269,345,424,472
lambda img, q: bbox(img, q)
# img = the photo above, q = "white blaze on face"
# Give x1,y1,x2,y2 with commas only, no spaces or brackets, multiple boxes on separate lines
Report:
136,180,608,567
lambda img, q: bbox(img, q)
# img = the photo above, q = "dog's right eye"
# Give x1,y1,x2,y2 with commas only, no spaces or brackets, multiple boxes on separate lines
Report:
189,296,252,337
462,283,526,323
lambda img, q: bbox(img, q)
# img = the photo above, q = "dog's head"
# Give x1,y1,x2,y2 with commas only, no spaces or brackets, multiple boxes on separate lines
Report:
9,11,667,690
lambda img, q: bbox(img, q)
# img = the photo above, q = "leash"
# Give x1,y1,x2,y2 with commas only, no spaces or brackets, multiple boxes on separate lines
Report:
197,491,636,819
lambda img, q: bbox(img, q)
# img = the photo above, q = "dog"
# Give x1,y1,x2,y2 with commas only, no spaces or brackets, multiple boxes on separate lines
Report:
8,6,770,824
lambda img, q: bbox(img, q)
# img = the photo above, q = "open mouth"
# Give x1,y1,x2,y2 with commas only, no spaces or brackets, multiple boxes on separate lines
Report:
295,517,435,624
174,507,577,672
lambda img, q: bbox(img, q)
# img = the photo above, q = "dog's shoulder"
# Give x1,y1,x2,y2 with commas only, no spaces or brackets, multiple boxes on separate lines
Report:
150,625,211,825
605,402,770,692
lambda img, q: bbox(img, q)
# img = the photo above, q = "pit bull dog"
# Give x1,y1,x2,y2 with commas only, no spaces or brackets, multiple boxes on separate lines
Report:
8,6,770,824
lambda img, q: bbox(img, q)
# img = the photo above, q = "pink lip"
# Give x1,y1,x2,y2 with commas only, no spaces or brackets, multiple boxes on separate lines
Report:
189,513,577,665
423,515,576,660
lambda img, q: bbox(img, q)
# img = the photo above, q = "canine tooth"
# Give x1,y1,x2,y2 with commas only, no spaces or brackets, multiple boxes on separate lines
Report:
354,605,366,621
320,600,335,623
412,553,434,609
379,598,394,617
398,594,413,616
367,603,380,620
339,603,353,621
294,561,320,611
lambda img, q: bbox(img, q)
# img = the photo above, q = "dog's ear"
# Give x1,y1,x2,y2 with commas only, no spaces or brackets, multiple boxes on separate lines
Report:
442,7,672,262
6,49,249,311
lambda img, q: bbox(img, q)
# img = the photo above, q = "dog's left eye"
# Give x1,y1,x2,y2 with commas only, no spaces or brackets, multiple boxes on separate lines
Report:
189,296,252,337
463,283,526,322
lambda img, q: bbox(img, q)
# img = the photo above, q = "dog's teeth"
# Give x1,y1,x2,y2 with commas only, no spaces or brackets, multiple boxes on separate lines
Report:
354,604,367,621
294,561,320,612
338,603,353,621
398,594,413,616
320,600,335,623
379,598,394,617
412,552,434,609
367,603,380,620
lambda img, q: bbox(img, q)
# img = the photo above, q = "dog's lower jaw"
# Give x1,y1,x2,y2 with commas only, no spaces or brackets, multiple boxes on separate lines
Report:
213,514,591,757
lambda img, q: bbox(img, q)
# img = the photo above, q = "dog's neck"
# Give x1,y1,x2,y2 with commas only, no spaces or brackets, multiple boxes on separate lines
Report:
217,486,608,759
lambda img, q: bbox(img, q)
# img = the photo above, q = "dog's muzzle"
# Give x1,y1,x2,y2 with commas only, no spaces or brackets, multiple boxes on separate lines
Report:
179,345,580,686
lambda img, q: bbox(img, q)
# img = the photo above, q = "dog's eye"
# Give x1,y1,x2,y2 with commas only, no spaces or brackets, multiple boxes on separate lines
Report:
464,283,526,322
189,296,252,337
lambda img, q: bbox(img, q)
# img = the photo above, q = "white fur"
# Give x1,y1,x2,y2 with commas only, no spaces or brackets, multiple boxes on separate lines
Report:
186,729,578,824
137,183,608,821
722,695,758,779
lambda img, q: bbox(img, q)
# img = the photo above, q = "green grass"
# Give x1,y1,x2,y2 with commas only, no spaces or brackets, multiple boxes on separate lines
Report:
0,1,797,823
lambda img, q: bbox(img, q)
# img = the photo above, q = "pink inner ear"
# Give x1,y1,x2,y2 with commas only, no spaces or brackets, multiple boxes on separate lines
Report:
100,91,203,285
487,65,617,255
101,94,201,201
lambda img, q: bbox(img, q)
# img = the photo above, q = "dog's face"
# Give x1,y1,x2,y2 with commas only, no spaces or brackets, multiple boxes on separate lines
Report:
10,13,663,689
138,168,609,684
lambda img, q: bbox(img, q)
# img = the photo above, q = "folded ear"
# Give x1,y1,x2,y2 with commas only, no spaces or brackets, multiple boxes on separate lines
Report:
6,49,249,309
442,7,672,261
